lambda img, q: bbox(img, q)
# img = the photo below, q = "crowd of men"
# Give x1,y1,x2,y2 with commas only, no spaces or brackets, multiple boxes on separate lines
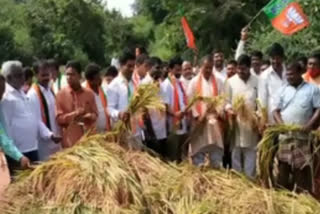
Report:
1,29,320,198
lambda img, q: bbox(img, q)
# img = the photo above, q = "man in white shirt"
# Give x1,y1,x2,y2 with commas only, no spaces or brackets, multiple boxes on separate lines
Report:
161,57,188,162
107,52,142,143
141,68,167,156
235,28,264,76
84,63,111,133
212,49,227,81
1,61,60,168
225,55,259,178
187,55,225,168
28,60,62,161
102,66,118,92
48,59,68,95
132,54,150,89
180,61,194,92
258,43,287,124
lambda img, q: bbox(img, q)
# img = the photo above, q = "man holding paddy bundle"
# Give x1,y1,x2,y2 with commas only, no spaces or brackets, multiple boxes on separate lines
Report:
56,61,98,148
107,52,144,147
225,55,259,178
187,55,225,168
161,57,188,162
273,61,320,193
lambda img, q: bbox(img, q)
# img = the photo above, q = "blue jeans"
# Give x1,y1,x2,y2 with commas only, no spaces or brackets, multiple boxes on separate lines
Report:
232,147,256,179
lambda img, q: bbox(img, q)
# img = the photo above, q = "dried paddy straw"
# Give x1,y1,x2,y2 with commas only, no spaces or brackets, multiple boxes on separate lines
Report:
1,135,320,213
232,95,259,129
1,85,320,213
257,124,320,185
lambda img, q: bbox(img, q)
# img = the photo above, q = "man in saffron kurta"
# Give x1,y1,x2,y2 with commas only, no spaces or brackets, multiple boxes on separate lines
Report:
56,61,98,148
187,55,225,168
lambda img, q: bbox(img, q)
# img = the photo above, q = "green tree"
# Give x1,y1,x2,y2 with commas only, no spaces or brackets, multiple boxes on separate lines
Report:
133,0,269,61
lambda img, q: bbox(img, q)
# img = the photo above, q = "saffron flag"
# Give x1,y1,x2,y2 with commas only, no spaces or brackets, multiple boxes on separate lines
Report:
181,16,197,50
263,0,309,35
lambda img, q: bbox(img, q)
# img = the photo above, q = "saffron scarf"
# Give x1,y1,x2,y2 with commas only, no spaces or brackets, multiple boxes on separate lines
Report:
85,82,111,131
196,74,218,116
168,73,187,126
32,84,53,130
132,71,140,91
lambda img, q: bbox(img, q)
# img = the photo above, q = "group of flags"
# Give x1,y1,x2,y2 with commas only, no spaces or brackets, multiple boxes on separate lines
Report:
181,0,310,50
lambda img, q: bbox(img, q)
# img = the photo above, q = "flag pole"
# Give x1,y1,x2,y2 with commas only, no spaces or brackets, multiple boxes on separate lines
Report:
245,0,273,28
246,7,265,28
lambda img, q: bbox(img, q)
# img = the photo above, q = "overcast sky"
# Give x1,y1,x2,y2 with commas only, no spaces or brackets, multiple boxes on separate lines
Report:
105,0,135,17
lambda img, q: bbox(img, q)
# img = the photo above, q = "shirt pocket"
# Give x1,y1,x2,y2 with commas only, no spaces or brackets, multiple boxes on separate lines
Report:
298,95,311,109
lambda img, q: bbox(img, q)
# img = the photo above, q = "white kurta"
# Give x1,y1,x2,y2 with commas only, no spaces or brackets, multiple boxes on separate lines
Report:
1,84,52,154
161,78,187,135
258,65,287,123
81,82,108,133
94,93,107,133
53,74,68,94
28,85,61,160
180,76,191,92
106,74,141,138
141,77,167,140
187,74,225,155
212,67,227,82
225,74,259,148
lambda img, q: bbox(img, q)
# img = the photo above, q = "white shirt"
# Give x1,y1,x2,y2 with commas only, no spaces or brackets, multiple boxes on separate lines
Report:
161,77,187,135
258,65,287,123
180,76,191,92
235,40,246,60
1,84,52,153
94,93,107,132
213,67,227,82
142,73,153,84
28,85,61,160
106,74,134,120
141,77,167,140
81,81,108,133
226,74,259,148
53,74,68,94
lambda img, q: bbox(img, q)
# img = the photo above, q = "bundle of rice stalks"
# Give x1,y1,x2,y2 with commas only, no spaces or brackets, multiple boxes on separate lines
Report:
128,83,165,116
257,124,320,184
113,83,165,146
0,140,144,214
232,95,259,129
257,99,268,129
144,165,320,214
2,134,320,214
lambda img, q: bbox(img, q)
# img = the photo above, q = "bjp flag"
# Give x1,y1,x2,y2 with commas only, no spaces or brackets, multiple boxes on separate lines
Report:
263,0,309,35
181,16,197,50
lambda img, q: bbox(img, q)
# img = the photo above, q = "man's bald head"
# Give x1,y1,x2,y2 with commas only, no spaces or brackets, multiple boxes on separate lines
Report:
182,61,193,80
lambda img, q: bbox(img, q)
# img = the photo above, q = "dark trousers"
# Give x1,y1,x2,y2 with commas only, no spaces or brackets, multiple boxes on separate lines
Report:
165,134,188,163
6,150,39,176
145,138,167,158
277,161,312,193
